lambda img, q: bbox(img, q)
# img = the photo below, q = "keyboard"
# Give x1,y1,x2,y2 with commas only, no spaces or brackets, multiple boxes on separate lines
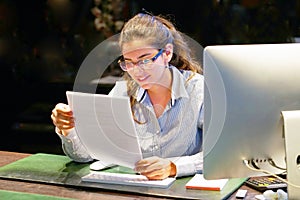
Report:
81,171,176,188
245,176,287,192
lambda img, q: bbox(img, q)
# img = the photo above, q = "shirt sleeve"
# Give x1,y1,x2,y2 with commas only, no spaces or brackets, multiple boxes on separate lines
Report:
55,127,93,163
168,151,203,177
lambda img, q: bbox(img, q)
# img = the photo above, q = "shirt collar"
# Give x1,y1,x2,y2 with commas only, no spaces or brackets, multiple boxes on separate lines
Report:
136,65,190,106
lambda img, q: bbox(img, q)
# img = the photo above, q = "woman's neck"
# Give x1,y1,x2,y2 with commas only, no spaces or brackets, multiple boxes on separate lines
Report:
147,69,172,118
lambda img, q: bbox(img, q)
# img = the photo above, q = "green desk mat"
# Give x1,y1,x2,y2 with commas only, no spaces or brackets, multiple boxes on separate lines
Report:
0,189,75,200
0,153,247,200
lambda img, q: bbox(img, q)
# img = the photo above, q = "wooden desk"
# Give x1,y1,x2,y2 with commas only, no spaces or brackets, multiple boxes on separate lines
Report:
0,151,261,199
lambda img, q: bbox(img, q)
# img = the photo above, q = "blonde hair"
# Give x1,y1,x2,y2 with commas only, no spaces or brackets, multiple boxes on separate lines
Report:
119,13,202,115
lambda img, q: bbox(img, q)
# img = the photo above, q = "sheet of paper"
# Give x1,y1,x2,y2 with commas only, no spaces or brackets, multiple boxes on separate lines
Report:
66,91,143,169
185,174,228,191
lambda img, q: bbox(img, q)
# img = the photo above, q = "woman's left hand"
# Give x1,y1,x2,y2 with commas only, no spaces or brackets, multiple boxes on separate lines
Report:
134,156,177,180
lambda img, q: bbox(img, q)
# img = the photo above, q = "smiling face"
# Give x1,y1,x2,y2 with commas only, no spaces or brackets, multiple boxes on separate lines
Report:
122,42,172,91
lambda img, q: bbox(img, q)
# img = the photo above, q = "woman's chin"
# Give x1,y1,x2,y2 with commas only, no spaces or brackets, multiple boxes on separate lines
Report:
140,83,152,90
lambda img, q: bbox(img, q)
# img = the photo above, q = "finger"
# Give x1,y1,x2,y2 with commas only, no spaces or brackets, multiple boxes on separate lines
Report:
56,103,72,112
135,156,159,168
53,118,74,130
51,112,74,125
51,111,74,130
54,104,73,116
52,105,74,122
141,168,169,180
142,160,171,173
135,157,170,172
57,121,74,129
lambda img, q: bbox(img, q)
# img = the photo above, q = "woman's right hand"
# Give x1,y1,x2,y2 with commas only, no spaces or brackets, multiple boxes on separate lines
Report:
51,103,74,136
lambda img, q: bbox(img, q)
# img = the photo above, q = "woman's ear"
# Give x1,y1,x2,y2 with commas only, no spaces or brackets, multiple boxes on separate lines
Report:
164,43,173,63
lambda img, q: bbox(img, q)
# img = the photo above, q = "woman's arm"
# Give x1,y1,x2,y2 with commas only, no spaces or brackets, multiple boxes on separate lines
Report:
56,127,93,163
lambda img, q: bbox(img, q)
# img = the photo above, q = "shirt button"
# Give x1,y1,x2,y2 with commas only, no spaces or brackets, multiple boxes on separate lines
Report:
154,145,159,150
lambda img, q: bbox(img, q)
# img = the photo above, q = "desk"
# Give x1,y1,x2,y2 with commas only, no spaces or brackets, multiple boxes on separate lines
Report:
0,151,261,199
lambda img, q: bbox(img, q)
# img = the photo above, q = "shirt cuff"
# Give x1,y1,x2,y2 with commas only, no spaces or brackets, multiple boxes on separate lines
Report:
55,127,93,163
168,152,203,177
55,127,76,142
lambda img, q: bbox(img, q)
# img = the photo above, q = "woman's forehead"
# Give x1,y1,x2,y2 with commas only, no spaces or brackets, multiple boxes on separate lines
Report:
122,48,157,60
122,41,155,54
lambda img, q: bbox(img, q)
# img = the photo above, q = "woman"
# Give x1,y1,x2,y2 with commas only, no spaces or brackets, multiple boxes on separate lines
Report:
51,12,204,180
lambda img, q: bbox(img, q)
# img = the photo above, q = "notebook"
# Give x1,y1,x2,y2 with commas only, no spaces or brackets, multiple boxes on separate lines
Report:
185,174,228,191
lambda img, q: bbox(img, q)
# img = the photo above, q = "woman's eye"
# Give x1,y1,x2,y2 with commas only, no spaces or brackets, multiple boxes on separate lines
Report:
125,62,133,66
142,59,151,64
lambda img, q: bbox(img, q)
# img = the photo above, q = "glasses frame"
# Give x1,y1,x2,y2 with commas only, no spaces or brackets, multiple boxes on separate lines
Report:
118,49,164,71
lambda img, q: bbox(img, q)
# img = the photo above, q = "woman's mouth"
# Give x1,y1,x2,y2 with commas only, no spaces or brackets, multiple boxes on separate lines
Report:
137,75,150,82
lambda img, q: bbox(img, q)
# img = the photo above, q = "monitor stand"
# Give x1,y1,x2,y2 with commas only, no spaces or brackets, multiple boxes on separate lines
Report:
281,110,300,199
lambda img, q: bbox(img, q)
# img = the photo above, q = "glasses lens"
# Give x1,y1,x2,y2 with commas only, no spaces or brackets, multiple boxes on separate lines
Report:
119,61,129,71
139,59,153,70
142,59,152,65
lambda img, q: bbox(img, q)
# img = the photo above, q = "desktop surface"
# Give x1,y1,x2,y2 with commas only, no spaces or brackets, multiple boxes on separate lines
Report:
0,151,260,200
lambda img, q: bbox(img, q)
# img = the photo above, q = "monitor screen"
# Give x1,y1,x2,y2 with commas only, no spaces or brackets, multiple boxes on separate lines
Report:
202,43,300,180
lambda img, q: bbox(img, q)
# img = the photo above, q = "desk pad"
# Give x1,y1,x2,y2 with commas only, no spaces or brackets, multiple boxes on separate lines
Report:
0,189,75,200
0,153,247,200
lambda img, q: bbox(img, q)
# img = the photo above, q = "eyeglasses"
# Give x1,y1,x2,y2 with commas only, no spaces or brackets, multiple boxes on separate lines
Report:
118,49,164,71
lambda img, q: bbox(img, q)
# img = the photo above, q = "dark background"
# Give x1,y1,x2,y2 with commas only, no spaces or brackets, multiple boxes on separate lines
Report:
1,0,299,154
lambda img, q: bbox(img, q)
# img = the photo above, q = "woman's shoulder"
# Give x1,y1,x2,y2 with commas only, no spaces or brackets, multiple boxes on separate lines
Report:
179,68,204,82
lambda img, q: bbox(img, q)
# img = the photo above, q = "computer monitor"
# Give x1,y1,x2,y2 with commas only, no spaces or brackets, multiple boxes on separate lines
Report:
202,43,300,182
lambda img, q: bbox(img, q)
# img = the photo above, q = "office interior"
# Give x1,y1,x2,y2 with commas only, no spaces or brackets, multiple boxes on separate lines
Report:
1,0,300,155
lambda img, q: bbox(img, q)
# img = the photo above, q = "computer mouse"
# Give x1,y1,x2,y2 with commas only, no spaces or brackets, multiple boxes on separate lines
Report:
89,160,115,171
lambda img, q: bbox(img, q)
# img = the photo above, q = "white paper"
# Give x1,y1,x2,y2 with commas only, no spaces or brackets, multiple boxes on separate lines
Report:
66,91,143,169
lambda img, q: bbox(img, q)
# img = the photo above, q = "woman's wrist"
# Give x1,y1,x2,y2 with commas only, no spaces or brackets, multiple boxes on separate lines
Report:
170,161,177,177
55,127,71,137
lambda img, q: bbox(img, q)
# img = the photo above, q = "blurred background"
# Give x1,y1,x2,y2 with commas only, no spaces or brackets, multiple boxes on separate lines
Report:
1,0,299,155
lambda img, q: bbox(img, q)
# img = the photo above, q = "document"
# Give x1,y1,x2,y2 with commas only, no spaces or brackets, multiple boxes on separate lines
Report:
66,91,143,169
185,174,228,191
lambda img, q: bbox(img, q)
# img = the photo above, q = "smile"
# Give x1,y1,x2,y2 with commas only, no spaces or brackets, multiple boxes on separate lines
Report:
138,75,150,82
